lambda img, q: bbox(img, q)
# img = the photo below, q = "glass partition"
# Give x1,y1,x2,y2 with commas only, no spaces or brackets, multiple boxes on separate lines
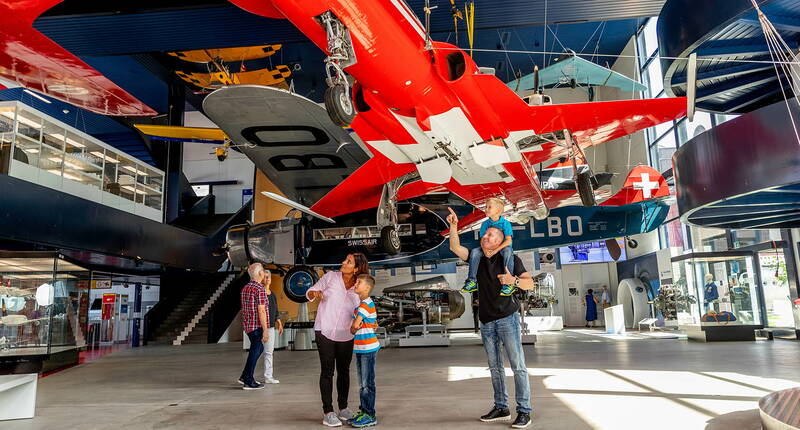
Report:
0,101,165,221
672,253,762,327
0,255,88,357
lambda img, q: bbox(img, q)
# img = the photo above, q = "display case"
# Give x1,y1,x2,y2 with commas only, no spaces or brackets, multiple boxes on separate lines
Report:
0,101,165,222
671,252,762,341
0,253,89,365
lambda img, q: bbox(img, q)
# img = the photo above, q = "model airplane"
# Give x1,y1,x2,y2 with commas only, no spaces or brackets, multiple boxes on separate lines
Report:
507,50,648,93
227,0,687,256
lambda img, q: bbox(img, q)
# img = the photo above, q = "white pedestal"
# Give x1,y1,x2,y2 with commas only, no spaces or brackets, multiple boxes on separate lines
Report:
604,305,626,335
524,316,564,331
0,374,37,421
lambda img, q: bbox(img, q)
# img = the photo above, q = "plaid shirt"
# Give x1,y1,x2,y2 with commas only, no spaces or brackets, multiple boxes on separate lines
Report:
241,280,268,333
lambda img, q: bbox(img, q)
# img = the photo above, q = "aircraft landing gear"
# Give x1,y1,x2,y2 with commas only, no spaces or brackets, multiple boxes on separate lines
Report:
564,129,596,207
377,177,405,255
320,11,357,127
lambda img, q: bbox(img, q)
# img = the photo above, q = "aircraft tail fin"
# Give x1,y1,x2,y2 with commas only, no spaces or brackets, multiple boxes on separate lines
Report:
600,165,669,206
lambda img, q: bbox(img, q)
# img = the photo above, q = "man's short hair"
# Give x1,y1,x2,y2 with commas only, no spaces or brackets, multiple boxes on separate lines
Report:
247,262,264,279
484,226,504,238
357,273,376,292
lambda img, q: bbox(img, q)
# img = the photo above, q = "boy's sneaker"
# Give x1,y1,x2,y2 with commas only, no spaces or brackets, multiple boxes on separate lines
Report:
242,382,264,390
264,378,280,384
351,413,377,428
500,284,516,297
347,411,366,425
511,412,531,428
480,406,511,422
322,412,342,427
462,279,478,293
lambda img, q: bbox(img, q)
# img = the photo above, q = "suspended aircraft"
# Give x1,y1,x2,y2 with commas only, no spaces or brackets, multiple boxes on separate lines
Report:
225,0,687,256
507,50,648,95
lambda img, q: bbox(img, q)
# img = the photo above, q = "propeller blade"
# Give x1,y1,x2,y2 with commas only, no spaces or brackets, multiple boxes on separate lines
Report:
605,238,622,261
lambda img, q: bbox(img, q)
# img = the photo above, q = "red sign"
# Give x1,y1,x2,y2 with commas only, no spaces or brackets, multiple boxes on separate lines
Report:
102,294,116,320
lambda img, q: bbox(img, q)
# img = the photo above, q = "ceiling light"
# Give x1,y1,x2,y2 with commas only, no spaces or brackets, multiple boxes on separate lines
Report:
23,89,52,104
24,148,39,154
122,185,147,195
50,132,86,149
122,165,148,176
1,110,42,129
90,151,119,163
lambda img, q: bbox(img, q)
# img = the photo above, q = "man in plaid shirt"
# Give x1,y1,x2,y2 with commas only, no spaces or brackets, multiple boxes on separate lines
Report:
238,262,270,390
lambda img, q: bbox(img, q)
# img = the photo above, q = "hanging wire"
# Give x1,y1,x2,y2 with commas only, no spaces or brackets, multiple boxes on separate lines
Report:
434,46,800,65
542,0,547,67
750,0,800,145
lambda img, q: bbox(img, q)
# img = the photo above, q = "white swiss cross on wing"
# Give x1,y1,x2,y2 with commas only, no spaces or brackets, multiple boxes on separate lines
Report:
632,173,660,198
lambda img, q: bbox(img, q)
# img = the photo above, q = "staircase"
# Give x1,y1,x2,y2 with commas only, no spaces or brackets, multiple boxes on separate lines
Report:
173,273,237,345
149,273,234,345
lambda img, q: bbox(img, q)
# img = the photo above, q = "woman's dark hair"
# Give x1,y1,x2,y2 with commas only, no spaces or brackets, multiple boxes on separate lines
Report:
587,289,594,294
346,252,369,287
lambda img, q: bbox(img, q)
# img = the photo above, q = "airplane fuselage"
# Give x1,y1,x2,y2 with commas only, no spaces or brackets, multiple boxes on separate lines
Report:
269,0,545,212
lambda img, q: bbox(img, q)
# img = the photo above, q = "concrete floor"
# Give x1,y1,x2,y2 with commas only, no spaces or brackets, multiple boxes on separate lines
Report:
5,330,800,430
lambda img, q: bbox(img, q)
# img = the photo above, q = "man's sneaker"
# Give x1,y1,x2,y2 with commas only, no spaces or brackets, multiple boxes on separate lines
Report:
511,412,532,428
347,411,366,425
322,412,342,427
264,378,280,384
242,382,264,390
338,408,354,421
236,377,245,385
351,413,377,428
500,284,516,297
480,407,511,422
462,279,478,293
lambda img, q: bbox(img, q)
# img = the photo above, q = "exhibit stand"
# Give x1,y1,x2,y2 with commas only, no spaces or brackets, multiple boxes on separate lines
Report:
0,374,37,421
604,305,625,334
524,316,563,331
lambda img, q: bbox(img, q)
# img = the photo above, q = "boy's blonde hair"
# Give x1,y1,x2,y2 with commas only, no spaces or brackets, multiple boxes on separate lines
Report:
486,197,505,211
357,273,376,293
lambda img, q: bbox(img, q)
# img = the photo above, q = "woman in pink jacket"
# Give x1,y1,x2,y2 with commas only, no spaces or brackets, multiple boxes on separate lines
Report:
306,252,369,427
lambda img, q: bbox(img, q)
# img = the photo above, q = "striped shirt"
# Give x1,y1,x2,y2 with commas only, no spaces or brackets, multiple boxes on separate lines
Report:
353,298,380,354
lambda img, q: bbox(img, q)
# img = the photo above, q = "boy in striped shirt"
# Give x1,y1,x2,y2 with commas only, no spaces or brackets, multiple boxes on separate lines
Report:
348,274,380,428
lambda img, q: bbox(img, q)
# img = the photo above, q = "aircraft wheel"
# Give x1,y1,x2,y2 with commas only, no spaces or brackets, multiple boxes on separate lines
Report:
380,225,401,255
283,266,319,303
576,171,596,207
324,84,356,127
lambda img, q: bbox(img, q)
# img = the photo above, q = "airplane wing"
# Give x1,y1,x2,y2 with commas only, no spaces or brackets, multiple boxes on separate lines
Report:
134,125,228,144
0,0,156,116
508,56,647,92
203,85,371,206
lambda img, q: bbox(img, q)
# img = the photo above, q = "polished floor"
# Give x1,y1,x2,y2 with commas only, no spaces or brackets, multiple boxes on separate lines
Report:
6,330,800,430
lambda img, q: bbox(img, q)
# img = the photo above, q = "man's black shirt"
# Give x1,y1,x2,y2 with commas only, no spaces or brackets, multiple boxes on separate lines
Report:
477,253,527,324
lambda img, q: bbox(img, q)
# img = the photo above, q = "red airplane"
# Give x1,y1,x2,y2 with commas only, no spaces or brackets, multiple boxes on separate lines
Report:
230,0,686,254
0,1,154,116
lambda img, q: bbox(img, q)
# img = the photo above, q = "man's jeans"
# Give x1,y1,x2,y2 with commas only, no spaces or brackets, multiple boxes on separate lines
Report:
241,328,264,385
262,327,276,380
480,313,531,414
467,246,514,280
355,351,377,416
